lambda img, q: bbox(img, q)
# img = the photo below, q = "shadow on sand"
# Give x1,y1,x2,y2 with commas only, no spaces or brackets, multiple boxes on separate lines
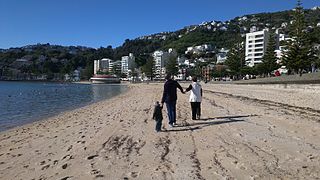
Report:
199,114,258,121
164,114,254,132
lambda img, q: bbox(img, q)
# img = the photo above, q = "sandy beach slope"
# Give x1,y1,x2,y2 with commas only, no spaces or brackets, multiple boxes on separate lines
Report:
0,83,320,179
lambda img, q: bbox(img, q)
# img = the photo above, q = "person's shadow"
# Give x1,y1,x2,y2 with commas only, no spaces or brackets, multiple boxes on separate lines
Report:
199,114,257,121
164,114,257,132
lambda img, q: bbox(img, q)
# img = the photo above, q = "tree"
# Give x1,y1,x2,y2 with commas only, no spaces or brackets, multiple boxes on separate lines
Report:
260,31,280,75
141,55,155,80
82,61,93,80
283,0,315,76
225,42,245,78
135,54,148,67
165,55,179,75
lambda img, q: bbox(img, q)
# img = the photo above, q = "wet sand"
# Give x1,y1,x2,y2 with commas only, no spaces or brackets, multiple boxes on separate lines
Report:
0,83,319,179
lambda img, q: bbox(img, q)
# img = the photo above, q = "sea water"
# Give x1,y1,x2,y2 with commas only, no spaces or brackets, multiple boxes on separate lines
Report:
0,81,127,131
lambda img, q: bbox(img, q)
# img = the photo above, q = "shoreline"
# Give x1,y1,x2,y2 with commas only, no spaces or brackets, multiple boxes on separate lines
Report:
0,85,132,135
0,83,319,179
0,83,129,133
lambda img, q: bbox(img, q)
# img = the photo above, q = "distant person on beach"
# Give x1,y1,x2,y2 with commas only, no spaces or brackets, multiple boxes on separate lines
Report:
185,76,202,120
161,74,184,127
152,101,163,132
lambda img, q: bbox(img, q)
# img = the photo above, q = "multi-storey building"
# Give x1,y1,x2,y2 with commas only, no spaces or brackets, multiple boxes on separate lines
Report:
245,29,269,67
153,50,170,78
121,53,135,76
112,60,122,75
216,48,229,64
201,64,215,82
93,58,113,74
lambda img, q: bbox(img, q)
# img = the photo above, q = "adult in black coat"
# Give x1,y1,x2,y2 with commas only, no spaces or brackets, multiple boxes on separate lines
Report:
161,74,184,127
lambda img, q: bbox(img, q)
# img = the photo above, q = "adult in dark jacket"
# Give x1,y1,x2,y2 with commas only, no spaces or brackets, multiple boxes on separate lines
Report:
161,74,184,127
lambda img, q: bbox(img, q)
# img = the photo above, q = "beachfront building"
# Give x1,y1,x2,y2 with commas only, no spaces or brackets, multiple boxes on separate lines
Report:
121,53,136,76
216,48,229,64
93,58,113,75
153,50,169,78
245,29,269,67
152,49,177,79
112,60,122,76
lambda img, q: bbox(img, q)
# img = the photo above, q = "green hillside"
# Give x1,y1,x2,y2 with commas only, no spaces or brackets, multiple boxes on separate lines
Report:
1,7,320,80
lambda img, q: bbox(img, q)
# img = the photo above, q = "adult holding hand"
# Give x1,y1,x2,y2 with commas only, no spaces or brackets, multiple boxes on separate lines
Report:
161,74,184,127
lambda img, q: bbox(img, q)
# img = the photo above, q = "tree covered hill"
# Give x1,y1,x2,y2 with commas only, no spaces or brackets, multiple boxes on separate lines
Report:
1,7,320,79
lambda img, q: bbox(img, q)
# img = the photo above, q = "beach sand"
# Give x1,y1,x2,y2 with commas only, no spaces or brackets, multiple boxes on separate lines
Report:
0,83,320,179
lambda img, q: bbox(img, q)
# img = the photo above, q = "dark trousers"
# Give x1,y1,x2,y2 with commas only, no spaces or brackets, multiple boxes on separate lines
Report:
165,101,176,125
155,120,162,132
190,102,201,120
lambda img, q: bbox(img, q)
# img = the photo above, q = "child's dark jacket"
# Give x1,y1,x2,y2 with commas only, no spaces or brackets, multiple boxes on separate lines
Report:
152,105,163,121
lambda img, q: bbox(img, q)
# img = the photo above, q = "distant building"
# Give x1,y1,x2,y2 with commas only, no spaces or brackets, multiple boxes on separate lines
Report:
94,58,113,75
275,30,293,64
153,50,170,78
202,64,215,82
64,74,71,81
73,69,81,81
152,49,177,78
185,44,213,54
250,26,258,33
177,56,187,66
216,48,229,64
245,29,269,67
121,53,136,76
112,60,122,75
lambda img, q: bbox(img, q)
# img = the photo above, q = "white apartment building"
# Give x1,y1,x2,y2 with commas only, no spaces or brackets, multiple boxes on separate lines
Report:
93,58,113,75
274,29,294,64
245,29,269,67
216,48,229,64
153,50,170,78
121,53,135,76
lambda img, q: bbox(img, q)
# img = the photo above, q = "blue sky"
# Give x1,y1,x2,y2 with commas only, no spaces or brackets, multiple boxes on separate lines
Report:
0,0,319,49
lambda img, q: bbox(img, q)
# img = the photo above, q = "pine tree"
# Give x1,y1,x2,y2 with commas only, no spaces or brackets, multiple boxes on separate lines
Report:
141,56,155,80
283,0,314,75
261,31,280,75
225,42,245,78
165,55,179,75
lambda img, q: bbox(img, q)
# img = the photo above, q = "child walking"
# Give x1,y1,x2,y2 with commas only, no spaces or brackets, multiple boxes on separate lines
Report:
152,101,163,132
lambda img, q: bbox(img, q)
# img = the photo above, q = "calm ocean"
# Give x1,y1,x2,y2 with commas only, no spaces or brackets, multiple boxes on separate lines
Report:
0,81,127,132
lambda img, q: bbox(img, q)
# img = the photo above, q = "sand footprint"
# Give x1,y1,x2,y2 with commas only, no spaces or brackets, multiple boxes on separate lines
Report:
41,164,50,170
60,176,72,180
87,155,99,160
62,163,68,169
